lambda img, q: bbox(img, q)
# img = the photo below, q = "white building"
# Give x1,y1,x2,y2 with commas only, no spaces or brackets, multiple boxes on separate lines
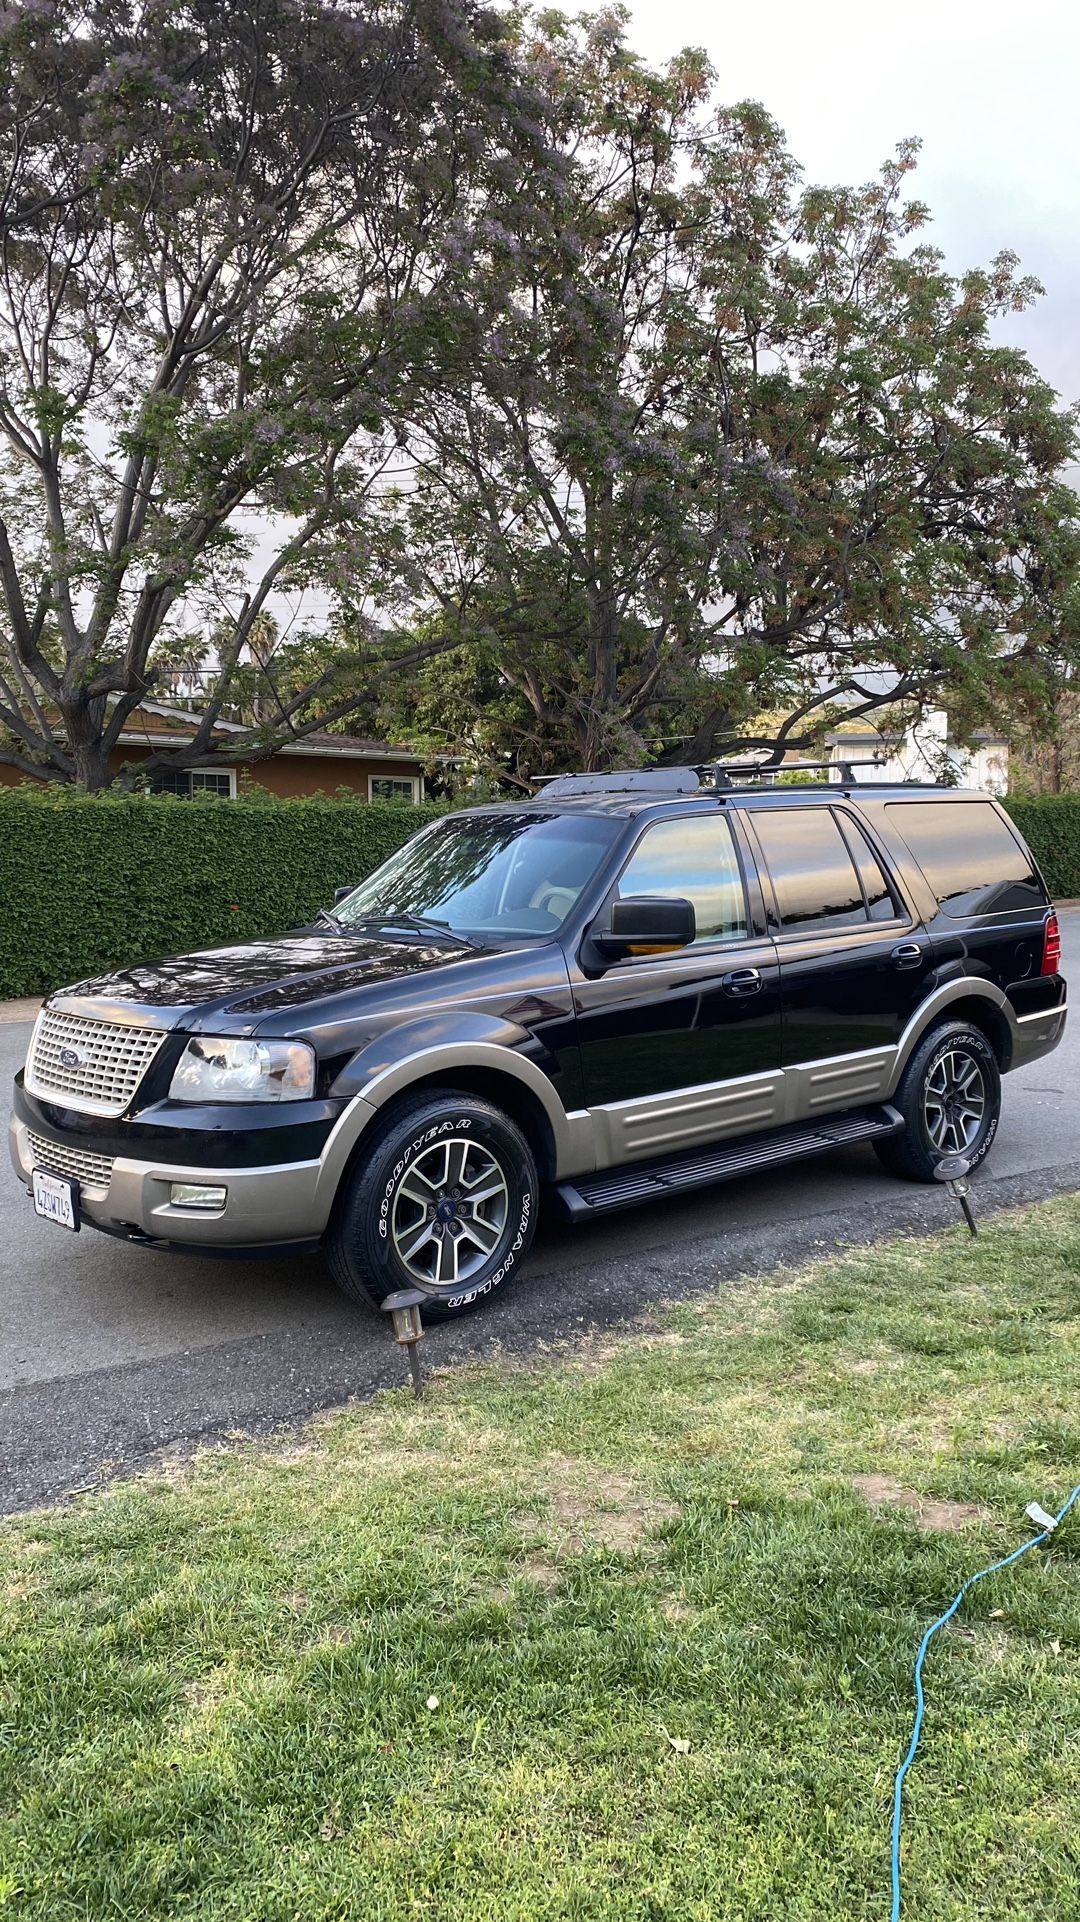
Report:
824,709,1009,793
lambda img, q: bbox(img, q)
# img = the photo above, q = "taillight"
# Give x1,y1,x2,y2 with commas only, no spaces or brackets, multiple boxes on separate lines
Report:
1042,910,1061,976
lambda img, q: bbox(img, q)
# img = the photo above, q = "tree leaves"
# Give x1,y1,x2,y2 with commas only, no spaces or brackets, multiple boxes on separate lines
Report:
0,2,1077,787
380,14,1080,771
0,0,561,786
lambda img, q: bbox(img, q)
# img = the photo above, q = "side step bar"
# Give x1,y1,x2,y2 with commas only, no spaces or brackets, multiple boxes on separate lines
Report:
553,1103,904,1222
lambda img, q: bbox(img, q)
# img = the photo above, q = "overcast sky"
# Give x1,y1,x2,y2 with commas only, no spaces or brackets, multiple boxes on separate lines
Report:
624,0,1080,411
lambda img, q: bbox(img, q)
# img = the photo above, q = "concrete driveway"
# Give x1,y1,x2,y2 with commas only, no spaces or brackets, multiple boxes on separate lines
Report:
3,909,1077,1510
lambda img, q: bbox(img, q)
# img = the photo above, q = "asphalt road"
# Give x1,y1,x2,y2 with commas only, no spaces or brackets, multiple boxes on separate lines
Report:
3,909,1077,1511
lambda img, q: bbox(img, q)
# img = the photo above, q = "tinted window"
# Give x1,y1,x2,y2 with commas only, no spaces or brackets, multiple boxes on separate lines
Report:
752,808,867,932
836,813,899,923
886,802,1043,917
617,814,747,943
338,812,621,937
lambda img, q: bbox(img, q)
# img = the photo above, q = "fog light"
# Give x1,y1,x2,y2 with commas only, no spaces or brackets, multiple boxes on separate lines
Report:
170,1183,227,1210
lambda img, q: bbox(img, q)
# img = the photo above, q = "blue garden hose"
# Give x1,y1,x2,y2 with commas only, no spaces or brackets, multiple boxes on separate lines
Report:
890,1481,1080,1921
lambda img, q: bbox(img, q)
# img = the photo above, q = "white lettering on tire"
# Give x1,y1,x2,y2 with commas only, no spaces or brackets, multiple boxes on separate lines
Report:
377,1117,471,1240
442,1190,532,1308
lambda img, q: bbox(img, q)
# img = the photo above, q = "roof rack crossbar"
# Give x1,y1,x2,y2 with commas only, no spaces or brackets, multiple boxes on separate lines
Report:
697,758,885,788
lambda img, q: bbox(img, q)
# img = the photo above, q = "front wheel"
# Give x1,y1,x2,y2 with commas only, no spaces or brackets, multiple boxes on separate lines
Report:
874,1020,1001,1183
325,1088,538,1317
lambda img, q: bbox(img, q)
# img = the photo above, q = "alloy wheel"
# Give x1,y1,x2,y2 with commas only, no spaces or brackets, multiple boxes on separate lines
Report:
390,1135,510,1290
923,1049,987,1155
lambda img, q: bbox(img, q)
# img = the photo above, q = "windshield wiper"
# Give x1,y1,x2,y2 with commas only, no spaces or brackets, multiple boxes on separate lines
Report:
348,913,479,949
314,907,345,933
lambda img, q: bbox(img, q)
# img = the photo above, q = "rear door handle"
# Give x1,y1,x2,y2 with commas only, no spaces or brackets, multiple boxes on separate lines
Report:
721,967,762,996
891,942,924,971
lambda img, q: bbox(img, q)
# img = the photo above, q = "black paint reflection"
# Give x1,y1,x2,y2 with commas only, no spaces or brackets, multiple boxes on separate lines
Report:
62,935,475,1011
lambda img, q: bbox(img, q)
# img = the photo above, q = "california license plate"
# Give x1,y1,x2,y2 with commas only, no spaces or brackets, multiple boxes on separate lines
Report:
32,1167,80,1232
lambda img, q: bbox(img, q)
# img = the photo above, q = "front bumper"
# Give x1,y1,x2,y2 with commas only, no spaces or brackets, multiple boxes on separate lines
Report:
9,1098,379,1250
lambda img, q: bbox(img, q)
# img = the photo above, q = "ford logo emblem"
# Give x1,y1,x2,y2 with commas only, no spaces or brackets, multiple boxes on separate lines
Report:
58,1045,83,1070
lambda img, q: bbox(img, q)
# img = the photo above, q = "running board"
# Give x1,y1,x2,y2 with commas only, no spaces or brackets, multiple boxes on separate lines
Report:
553,1103,905,1221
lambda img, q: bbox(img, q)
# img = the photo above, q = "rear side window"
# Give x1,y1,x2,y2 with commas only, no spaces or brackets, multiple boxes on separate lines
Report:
751,808,869,933
886,802,1043,917
836,813,899,923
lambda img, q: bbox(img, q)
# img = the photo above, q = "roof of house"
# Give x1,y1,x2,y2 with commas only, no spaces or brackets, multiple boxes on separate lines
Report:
117,701,425,762
824,725,1008,746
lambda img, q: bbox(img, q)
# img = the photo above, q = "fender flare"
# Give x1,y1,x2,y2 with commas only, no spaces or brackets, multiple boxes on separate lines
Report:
314,1020,592,1215
888,977,1017,1090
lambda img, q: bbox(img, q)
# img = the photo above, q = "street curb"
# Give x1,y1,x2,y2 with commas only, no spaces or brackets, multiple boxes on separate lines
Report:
3,1155,1080,1515
0,999,41,1025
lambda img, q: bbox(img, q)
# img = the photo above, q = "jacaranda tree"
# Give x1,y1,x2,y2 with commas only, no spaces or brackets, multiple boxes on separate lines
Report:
0,0,557,786
379,9,1080,772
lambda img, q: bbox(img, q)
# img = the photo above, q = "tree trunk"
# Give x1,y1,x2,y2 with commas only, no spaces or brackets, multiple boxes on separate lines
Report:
583,484,618,771
63,694,113,791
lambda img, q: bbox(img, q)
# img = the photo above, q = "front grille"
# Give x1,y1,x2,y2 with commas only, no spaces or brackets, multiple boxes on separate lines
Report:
27,1130,114,1195
26,1008,168,1116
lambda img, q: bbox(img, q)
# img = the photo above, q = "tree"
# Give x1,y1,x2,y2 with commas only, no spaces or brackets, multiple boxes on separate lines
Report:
0,0,554,787
382,9,1080,773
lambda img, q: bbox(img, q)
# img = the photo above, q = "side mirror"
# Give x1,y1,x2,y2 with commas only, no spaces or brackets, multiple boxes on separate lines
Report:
593,895,696,958
334,885,355,905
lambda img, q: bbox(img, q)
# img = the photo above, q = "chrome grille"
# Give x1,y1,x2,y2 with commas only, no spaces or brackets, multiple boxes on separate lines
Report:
27,1130,114,1195
26,1008,168,1116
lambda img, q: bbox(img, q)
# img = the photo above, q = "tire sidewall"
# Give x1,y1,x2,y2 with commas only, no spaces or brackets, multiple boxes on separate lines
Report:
907,1025,1000,1174
343,1096,537,1315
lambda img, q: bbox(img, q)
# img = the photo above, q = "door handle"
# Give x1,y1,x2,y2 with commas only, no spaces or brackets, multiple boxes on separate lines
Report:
721,967,762,996
891,942,924,971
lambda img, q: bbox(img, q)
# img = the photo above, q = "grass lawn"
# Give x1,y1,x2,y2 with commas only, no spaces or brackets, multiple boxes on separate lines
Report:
2,1199,1080,1921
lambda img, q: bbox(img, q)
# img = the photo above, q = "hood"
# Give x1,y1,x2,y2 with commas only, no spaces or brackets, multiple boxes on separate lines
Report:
49,929,499,1033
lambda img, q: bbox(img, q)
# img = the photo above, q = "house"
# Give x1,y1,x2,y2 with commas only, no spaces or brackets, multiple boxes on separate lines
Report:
824,710,1009,793
0,701,428,801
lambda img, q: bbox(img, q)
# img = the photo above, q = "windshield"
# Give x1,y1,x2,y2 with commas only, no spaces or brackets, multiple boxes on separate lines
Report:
336,811,621,939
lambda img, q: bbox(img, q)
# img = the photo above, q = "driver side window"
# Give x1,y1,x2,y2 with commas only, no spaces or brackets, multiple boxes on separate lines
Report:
617,813,748,943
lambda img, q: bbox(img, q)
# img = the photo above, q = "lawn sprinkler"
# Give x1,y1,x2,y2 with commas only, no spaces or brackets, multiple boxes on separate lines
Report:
381,1288,428,1398
933,1153,977,1235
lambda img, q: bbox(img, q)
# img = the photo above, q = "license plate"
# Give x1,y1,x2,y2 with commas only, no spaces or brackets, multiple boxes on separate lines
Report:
32,1167,81,1232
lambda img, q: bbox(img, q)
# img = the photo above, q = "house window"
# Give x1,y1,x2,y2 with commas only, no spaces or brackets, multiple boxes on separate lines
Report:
150,768,237,799
368,774,420,802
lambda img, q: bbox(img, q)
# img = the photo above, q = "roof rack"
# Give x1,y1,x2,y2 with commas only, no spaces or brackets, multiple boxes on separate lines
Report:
530,757,921,800
533,769,701,797
697,758,883,789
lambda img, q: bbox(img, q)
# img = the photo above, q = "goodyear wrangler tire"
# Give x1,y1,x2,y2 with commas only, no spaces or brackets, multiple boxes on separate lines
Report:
325,1088,538,1317
873,1020,1001,1183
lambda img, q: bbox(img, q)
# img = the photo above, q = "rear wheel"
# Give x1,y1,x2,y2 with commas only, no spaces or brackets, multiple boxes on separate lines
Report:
874,1020,1001,1183
325,1089,538,1317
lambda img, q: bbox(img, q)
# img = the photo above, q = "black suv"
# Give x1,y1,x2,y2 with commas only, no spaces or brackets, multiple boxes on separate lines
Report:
9,770,1067,1317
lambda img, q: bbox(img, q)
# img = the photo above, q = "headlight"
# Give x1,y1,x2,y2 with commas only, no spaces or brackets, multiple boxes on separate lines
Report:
169,1036,316,1103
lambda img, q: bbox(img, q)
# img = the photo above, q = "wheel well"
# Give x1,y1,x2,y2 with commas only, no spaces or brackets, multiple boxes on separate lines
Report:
369,1066,560,1180
931,996,1011,1069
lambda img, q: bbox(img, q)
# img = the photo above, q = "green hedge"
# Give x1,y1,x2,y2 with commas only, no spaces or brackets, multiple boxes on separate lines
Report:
0,788,445,999
0,785,1076,1003
1003,795,1080,904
